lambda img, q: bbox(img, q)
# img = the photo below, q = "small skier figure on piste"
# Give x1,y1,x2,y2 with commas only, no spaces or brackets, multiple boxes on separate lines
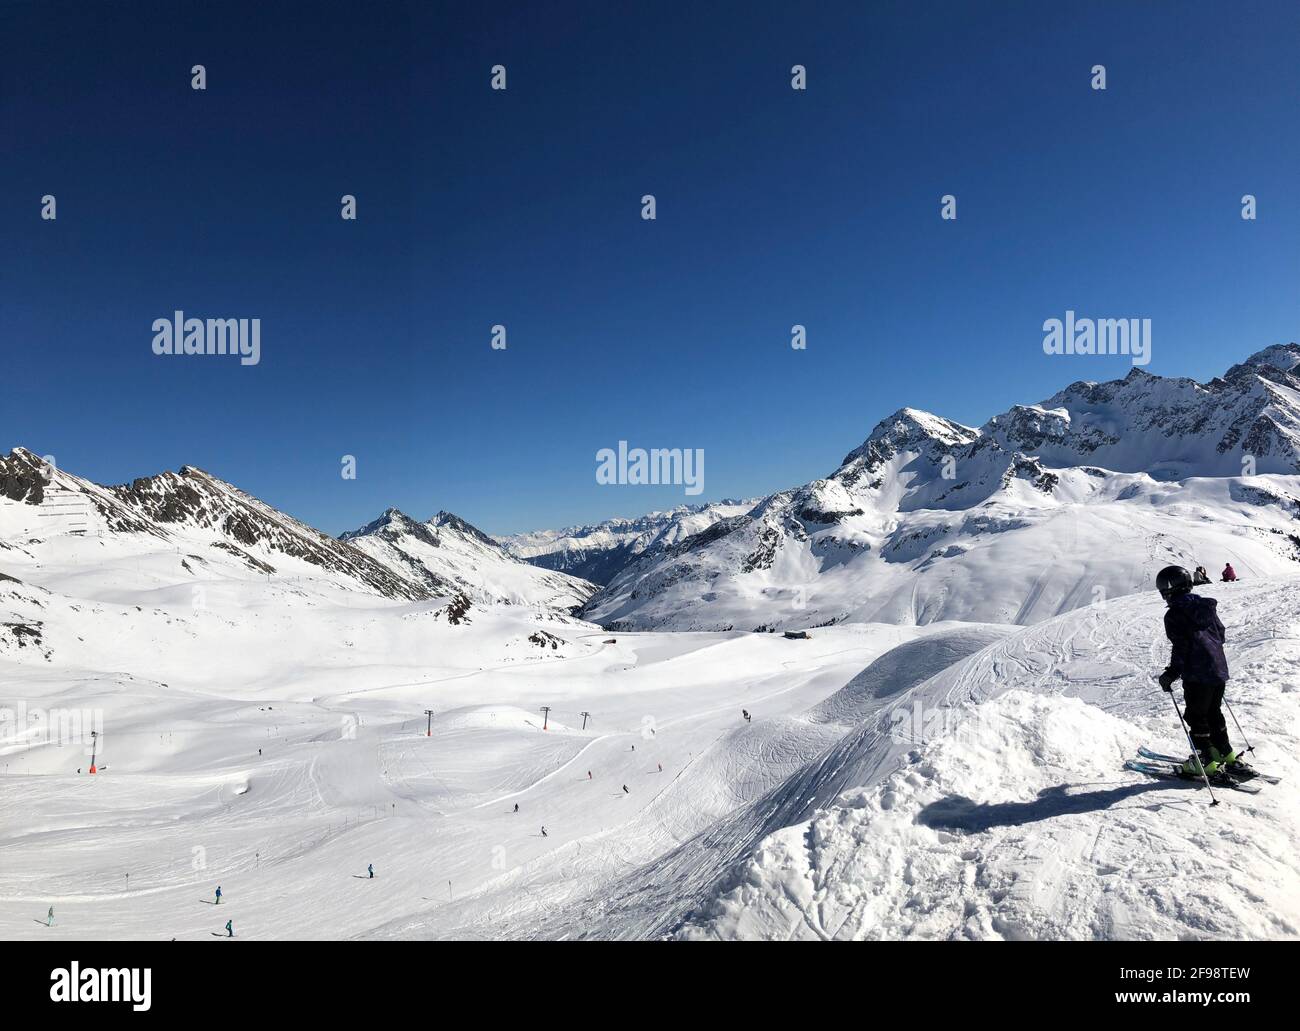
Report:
1155,565,1252,778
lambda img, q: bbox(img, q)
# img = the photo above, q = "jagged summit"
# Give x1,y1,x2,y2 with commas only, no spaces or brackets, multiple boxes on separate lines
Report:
339,507,430,542
428,510,500,549
835,409,980,488
868,407,978,447
1239,341,1300,373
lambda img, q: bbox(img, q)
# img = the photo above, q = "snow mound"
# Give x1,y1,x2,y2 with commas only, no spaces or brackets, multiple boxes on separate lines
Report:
810,624,1012,724
437,705,577,734
679,689,1300,941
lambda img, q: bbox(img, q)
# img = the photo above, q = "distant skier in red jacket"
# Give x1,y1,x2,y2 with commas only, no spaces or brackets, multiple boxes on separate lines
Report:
1221,563,1238,582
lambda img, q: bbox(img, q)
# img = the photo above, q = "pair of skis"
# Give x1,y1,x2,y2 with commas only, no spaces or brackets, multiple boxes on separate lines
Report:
1125,746,1278,794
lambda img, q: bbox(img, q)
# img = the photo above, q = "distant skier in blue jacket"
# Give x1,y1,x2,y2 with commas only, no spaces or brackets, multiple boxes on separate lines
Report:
214,885,222,905
368,863,374,879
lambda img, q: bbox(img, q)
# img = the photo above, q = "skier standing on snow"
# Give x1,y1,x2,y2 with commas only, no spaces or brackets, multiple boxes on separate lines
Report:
225,919,233,937
1221,562,1238,582
513,803,518,813
368,863,374,879
622,784,629,794
541,826,547,837
215,885,222,905
47,906,53,927
1156,566,1250,777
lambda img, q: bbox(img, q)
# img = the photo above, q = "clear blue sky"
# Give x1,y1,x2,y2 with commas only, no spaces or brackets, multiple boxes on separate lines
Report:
2,0,1297,535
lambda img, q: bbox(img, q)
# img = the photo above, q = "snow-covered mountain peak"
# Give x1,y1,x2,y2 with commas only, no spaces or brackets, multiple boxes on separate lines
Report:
832,409,980,495
344,508,510,554
979,404,1070,447
882,406,978,443
840,408,977,466
339,507,432,543
1236,341,1300,376
428,510,501,549
0,446,53,504
341,505,596,611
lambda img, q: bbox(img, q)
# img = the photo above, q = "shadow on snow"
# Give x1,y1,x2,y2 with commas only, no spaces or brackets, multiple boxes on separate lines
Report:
916,779,1193,833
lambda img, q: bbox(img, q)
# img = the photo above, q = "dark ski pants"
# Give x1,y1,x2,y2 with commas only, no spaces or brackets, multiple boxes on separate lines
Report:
1182,679,1232,759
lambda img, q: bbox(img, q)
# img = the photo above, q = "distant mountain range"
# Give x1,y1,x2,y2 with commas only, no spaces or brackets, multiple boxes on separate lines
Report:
573,344,1300,630
0,449,594,613
496,501,755,585
8,343,1300,632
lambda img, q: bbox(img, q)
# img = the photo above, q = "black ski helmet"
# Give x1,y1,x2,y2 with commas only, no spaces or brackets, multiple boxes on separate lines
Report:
1156,565,1193,601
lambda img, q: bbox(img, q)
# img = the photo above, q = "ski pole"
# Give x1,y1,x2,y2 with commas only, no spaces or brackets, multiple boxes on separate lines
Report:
1168,689,1218,806
1223,698,1254,756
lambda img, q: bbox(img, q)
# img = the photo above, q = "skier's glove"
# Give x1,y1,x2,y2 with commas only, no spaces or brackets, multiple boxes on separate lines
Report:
1158,669,1177,692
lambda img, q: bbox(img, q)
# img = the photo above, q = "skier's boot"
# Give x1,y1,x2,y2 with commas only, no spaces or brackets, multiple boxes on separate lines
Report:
1215,747,1257,779
1179,753,1220,777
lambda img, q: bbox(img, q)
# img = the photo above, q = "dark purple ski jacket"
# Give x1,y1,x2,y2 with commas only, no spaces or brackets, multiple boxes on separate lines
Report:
1163,592,1229,685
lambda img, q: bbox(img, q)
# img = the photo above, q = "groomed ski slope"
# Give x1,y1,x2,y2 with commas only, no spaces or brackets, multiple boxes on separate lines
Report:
3,571,1297,940
0,561,944,940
